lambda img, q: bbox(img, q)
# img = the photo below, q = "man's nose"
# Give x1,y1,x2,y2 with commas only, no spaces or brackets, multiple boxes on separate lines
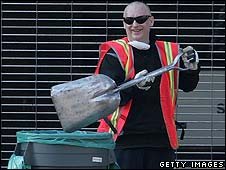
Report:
132,20,139,26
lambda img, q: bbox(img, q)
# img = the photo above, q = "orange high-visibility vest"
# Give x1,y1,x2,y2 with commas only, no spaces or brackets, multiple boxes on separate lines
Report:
95,37,180,149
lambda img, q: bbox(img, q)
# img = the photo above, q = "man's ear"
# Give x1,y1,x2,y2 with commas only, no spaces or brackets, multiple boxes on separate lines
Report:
150,16,154,27
123,22,126,29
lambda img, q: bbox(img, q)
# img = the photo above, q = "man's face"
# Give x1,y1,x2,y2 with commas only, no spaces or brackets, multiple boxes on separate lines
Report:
123,5,154,43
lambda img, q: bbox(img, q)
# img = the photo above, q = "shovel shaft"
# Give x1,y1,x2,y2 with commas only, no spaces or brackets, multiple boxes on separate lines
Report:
112,64,174,93
112,51,187,93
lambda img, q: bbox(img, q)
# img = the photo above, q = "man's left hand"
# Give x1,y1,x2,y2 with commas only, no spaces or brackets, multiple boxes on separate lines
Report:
182,47,199,70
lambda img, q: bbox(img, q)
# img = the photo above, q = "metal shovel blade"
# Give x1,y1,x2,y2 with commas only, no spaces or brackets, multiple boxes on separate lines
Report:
51,74,120,132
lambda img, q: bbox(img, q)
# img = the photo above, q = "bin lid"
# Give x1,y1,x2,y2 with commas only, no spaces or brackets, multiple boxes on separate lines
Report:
16,130,115,149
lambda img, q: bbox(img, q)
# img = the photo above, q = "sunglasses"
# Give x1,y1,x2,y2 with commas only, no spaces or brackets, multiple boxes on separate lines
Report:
123,15,151,25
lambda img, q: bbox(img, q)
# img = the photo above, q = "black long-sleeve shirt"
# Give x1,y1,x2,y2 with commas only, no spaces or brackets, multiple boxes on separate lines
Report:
99,34,200,149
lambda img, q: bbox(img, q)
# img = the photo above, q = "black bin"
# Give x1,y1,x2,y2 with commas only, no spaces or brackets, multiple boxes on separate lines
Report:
8,130,118,169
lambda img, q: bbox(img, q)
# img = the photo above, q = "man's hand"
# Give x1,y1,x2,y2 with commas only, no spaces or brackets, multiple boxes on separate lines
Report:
134,70,155,91
182,46,199,70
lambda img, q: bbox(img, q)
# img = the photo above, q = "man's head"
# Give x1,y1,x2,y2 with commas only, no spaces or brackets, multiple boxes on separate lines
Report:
123,1,154,43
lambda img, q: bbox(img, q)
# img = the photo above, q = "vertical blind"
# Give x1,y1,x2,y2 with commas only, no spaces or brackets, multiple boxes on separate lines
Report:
1,1,225,169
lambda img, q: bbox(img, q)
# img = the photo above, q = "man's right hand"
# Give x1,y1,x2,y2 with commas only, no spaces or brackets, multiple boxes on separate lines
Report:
134,70,155,91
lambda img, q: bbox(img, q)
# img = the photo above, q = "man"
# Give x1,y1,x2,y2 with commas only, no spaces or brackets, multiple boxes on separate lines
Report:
95,1,200,169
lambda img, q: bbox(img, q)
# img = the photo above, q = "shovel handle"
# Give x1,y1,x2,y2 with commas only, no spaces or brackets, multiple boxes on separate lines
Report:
112,47,192,93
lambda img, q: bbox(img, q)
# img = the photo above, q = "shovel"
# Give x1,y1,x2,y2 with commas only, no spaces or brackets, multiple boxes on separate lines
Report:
51,46,193,133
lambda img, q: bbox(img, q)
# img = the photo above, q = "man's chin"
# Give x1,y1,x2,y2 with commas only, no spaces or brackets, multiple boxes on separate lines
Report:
130,36,143,42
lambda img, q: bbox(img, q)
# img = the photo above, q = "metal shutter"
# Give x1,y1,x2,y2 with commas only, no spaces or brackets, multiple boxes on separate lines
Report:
1,1,225,169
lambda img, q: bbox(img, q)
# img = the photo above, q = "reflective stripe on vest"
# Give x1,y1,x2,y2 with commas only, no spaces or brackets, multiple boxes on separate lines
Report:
156,40,179,149
108,38,134,134
156,41,179,109
113,39,130,78
164,41,177,104
95,37,134,139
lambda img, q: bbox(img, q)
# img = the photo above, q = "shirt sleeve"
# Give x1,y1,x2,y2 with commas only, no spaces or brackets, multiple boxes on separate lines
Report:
99,49,135,106
179,58,201,92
